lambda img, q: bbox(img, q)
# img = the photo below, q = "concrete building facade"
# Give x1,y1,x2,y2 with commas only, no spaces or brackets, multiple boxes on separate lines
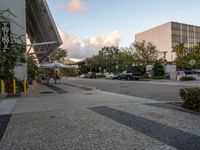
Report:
0,0,62,80
135,22,200,62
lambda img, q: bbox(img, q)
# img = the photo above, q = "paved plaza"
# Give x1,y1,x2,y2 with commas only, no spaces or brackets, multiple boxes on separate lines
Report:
0,80,200,150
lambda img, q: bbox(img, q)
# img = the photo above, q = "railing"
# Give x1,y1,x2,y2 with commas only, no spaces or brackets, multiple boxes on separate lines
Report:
0,79,27,96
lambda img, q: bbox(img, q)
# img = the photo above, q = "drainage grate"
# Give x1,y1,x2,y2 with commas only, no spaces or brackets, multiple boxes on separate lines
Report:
40,91,54,94
84,93,93,95
44,84,67,94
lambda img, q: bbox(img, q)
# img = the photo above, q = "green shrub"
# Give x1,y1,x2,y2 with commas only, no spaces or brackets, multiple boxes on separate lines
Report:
180,76,196,81
180,88,200,112
153,76,165,79
142,73,150,79
153,60,165,77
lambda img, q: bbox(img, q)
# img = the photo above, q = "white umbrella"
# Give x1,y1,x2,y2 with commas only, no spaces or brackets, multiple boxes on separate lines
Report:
39,62,74,68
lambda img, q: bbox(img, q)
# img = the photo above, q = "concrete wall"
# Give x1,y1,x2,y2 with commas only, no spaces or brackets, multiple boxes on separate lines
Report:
135,22,175,62
0,0,26,42
0,0,27,80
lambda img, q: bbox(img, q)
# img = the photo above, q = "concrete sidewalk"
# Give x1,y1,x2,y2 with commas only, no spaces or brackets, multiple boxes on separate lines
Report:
0,82,200,150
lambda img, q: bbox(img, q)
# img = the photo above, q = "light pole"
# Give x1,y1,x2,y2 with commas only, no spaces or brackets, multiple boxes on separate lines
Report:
125,65,128,72
116,65,118,74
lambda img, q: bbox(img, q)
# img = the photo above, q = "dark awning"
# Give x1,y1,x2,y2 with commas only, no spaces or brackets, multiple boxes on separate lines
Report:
26,0,62,62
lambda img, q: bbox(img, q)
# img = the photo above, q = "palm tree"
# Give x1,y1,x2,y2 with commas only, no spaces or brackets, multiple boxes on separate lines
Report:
175,43,187,58
193,42,200,56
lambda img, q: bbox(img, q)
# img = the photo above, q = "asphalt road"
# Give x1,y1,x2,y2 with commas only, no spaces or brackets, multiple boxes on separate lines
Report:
65,78,198,101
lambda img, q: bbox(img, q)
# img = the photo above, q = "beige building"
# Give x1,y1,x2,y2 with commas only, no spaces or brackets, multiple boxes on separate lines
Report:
135,22,200,62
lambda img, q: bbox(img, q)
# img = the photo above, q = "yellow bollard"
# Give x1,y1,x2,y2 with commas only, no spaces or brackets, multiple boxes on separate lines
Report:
1,80,5,96
13,79,16,95
24,80,27,96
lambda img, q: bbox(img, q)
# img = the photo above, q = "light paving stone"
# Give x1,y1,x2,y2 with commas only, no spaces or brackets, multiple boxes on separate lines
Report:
0,84,199,150
0,99,17,115
0,108,177,150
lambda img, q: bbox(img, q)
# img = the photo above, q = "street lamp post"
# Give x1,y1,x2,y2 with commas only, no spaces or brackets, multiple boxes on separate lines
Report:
116,65,118,74
125,65,128,72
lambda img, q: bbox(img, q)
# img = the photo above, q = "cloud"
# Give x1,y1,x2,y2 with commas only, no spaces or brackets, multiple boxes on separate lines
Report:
82,30,120,58
58,28,82,58
83,30,120,48
58,28,121,59
63,0,86,13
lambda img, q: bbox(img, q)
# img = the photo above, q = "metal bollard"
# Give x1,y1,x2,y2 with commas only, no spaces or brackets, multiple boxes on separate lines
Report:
1,80,5,96
24,80,27,96
13,79,16,95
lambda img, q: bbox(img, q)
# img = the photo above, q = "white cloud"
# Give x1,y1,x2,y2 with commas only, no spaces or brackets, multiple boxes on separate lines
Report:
58,28,121,59
58,28,83,58
63,0,86,13
84,30,120,48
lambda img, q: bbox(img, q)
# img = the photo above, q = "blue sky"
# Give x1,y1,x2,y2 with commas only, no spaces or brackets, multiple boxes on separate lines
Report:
47,0,200,59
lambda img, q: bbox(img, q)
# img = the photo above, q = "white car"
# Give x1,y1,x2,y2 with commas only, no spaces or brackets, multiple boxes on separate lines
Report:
105,73,118,79
80,74,88,78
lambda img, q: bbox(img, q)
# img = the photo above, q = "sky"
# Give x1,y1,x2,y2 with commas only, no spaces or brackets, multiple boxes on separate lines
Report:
47,0,200,60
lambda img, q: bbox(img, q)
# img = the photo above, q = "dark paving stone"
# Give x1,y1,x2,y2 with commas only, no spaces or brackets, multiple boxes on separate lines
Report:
89,106,200,150
144,103,199,115
84,93,93,95
44,84,67,94
40,91,54,94
0,114,12,141
120,85,127,88
62,83,93,91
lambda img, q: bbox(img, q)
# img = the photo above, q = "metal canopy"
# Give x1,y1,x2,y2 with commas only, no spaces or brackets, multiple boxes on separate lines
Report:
39,62,76,69
26,0,62,62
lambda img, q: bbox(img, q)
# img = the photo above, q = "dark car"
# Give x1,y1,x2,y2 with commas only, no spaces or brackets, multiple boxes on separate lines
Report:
118,70,141,80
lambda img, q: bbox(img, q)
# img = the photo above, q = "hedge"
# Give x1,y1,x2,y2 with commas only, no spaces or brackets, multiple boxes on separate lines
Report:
180,76,196,81
180,87,200,112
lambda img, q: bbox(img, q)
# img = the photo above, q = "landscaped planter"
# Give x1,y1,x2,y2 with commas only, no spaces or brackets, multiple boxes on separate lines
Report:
180,87,200,112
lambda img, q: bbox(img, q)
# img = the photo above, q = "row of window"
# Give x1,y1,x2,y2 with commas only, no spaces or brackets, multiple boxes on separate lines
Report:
172,30,200,35
172,23,200,33
172,42,198,48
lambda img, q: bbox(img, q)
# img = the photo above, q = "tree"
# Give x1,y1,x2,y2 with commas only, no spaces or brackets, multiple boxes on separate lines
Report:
117,48,134,72
0,37,26,79
193,42,200,56
175,43,187,58
100,46,120,72
27,55,38,79
193,43,200,68
175,43,200,69
153,60,165,77
60,68,78,76
132,40,158,71
49,48,68,63
86,46,120,73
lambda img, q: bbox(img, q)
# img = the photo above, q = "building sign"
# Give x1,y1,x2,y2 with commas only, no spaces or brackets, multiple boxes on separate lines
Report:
1,22,11,51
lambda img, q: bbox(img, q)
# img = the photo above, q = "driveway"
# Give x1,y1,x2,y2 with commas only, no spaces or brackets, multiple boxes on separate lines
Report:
63,78,200,101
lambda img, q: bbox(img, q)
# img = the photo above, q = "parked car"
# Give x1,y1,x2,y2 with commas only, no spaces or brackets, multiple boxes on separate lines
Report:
118,70,141,80
105,73,118,79
80,74,88,78
88,72,96,78
177,69,200,80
